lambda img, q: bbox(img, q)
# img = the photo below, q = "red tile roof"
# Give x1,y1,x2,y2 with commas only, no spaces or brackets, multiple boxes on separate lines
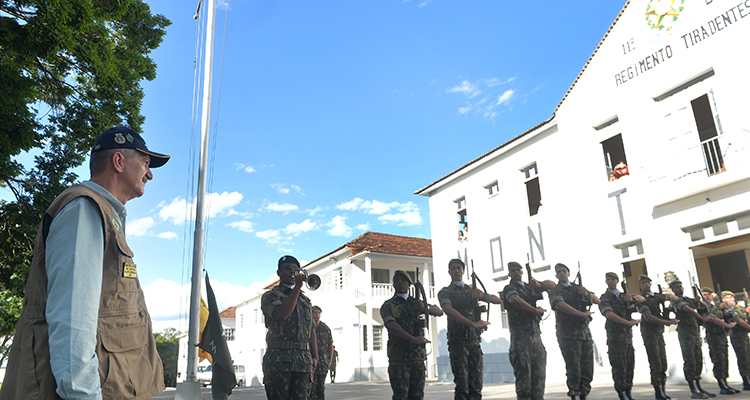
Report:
345,231,432,258
219,306,236,318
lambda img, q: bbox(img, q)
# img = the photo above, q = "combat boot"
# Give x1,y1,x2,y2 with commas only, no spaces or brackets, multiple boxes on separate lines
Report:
625,389,637,400
689,380,709,399
717,378,737,395
654,385,667,400
570,395,581,400
696,379,716,397
742,376,750,390
618,390,628,400
662,385,671,399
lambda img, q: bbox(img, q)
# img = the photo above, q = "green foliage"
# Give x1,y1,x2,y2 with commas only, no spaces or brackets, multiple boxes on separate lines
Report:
155,328,180,387
0,0,171,348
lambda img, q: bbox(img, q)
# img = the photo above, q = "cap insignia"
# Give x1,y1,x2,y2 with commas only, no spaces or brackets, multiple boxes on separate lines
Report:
126,133,134,143
114,133,126,145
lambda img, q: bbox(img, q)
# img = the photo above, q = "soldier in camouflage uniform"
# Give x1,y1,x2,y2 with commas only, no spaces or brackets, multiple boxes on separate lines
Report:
310,306,333,400
502,262,553,400
671,280,731,398
635,274,679,400
720,291,750,390
381,270,444,400
261,255,318,400
549,263,599,400
599,272,639,400
701,288,740,394
438,259,502,400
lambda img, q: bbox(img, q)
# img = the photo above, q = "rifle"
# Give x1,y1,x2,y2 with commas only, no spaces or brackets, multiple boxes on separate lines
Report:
576,262,592,312
470,260,489,331
414,267,429,335
688,271,710,316
620,274,635,319
526,254,543,301
715,282,736,323
657,284,675,320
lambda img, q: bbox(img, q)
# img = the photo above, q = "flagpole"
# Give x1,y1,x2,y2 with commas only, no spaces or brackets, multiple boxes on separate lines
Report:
187,0,216,385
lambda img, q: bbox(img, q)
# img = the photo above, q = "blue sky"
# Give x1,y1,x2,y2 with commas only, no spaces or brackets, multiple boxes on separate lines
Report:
7,1,627,330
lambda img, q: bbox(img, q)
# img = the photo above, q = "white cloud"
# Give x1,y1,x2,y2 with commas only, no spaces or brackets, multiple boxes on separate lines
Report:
327,215,352,237
227,209,254,218
256,229,282,244
447,80,481,98
496,89,515,105
379,202,423,226
336,198,364,211
235,163,256,173
143,278,256,333
271,183,304,195
285,219,316,236
227,220,254,233
128,217,155,237
157,232,178,240
264,202,299,213
335,198,399,215
306,206,323,216
356,223,370,230
458,105,472,115
158,192,244,225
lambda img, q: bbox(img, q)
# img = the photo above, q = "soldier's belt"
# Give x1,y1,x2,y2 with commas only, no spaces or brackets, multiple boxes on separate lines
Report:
267,340,310,350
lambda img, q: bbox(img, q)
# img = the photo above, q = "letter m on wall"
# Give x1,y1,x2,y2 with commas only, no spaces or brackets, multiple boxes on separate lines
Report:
528,223,545,263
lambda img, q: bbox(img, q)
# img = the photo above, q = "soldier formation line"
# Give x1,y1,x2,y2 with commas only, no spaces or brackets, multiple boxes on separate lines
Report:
260,256,750,400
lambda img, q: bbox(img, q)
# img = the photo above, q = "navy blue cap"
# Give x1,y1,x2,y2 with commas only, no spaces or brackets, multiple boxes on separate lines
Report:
278,255,301,268
92,126,170,168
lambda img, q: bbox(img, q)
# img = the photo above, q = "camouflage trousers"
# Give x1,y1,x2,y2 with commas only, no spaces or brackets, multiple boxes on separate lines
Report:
263,370,312,400
388,361,426,400
607,339,634,392
557,336,593,397
678,332,703,381
730,332,750,377
706,336,729,380
509,333,546,400
642,334,667,386
448,340,483,400
309,372,327,400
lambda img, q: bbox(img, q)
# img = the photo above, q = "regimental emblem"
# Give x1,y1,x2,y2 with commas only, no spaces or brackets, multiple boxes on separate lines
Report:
645,0,685,32
111,216,122,233
114,133,126,144
126,133,134,142
123,262,138,278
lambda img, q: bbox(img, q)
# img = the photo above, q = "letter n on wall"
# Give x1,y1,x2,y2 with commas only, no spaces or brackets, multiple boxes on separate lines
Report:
528,223,545,263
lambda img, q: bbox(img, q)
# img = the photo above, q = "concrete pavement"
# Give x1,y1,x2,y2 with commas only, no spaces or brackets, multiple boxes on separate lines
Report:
154,379,750,399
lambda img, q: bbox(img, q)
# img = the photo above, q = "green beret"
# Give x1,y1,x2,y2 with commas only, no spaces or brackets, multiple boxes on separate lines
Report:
605,272,619,280
668,279,682,287
508,262,523,270
721,290,735,298
701,287,714,293
638,274,651,282
393,270,413,285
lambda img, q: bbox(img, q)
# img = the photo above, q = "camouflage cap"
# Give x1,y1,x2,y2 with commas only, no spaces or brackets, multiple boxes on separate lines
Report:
393,270,413,285
638,274,651,282
605,272,619,280
721,290,735,298
701,287,714,293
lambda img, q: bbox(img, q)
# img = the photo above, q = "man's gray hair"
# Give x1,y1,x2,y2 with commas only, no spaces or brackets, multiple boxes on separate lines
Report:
90,148,136,177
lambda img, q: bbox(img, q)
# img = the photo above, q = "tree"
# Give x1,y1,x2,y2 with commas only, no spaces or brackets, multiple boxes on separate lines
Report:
0,0,171,358
155,328,180,388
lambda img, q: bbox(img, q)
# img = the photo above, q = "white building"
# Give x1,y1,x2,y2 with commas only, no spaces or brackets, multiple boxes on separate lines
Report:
416,0,750,386
233,231,437,385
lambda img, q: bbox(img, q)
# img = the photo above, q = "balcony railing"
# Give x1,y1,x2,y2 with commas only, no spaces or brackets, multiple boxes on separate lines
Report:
700,136,725,176
355,283,436,300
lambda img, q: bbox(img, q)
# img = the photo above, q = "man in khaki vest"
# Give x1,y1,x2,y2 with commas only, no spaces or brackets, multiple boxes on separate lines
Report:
0,126,170,400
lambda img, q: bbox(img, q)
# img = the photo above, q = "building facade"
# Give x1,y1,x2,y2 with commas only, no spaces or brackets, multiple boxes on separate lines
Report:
417,0,750,385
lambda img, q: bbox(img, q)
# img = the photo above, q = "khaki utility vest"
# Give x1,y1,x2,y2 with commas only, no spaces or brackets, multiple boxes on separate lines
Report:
0,185,164,400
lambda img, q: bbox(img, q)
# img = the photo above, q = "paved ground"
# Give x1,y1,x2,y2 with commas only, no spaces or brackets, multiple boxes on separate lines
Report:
154,379,750,399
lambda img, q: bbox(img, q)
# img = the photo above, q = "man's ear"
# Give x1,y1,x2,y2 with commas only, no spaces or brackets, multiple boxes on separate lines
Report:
112,151,126,173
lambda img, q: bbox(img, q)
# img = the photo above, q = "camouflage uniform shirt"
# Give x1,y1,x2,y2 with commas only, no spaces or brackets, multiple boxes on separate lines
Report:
380,294,427,363
438,283,482,343
314,321,333,374
549,282,592,340
261,285,314,373
599,289,634,344
502,280,543,337
674,295,701,336
637,291,665,337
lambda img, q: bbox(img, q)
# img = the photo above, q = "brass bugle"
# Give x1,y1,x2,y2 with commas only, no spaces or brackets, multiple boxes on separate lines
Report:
294,267,321,291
